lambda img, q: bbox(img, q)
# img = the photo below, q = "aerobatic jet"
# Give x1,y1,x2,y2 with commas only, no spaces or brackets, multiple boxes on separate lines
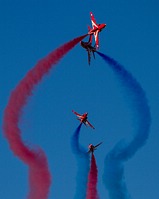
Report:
80,34,96,65
88,142,102,154
72,110,95,129
88,12,106,49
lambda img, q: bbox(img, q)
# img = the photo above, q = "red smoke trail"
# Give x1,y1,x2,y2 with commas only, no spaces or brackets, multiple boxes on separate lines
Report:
86,154,99,199
3,34,87,199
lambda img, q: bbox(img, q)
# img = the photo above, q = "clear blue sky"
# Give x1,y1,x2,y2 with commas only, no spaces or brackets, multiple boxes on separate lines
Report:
0,0,159,198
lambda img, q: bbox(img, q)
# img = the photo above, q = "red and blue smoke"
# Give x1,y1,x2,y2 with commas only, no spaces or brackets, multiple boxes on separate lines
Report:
71,124,90,199
2,28,151,199
97,52,151,199
3,34,87,199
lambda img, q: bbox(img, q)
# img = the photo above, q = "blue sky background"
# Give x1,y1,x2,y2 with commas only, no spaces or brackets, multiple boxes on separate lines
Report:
0,0,159,198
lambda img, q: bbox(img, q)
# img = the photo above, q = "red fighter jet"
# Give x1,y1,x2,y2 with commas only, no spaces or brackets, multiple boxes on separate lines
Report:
72,110,95,129
80,34,96,65
88,142,102,154
88,12,106,49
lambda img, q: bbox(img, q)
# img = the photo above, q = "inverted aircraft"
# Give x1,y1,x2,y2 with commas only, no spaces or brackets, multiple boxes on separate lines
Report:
80,34,96,65
88,12,106,49
88,142,102,154
72,110,95,129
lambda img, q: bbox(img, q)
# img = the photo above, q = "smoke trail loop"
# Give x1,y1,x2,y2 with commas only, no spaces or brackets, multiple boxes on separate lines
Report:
97,52,151,199
3,34,87,199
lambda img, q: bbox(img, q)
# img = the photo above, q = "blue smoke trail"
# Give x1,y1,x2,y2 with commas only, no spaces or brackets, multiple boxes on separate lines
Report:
96,52,151,199
71,124,90,199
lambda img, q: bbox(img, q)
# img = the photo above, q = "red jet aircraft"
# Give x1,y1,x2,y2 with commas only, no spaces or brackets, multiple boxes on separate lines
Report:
88,12,106,49
88,142,102,154
80,34,96,65
72,110,95,129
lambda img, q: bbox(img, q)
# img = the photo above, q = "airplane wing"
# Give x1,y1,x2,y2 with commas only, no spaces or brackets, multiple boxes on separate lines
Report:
90,12,98,29
94,142,102,148
94,30,99,49
87,149,91,153
86,120,95,129
72,110,81,117
87,50,91,65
